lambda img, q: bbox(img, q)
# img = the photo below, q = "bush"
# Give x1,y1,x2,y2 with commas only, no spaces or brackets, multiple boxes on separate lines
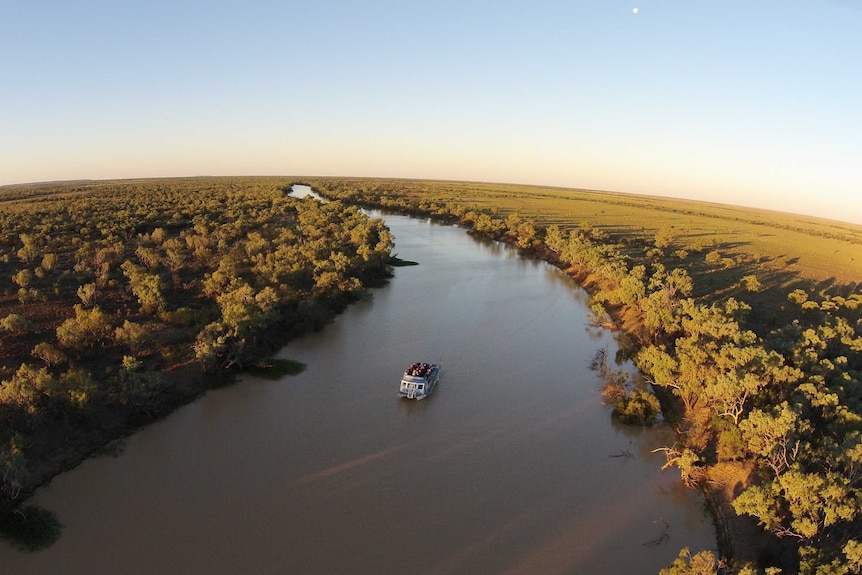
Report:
613,388,661,425
0,314,36,335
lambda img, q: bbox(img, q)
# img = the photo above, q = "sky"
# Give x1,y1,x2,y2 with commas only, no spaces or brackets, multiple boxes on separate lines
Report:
2,1,861,224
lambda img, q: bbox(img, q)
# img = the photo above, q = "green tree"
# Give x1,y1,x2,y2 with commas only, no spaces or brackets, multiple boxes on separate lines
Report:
741,274,762,292
58,367,97,407
515,220,536,249
0,433,29,500
31,342,67,367
739,402,806,476
0,364,56,414
734,466,860,540
659,547,723,575
1,313,36,335
114,320,151,356
56,305,113,351
705,250,721,265
135,245,160,269
121,261,166,314
16,233,39,265
40,252,57,273
654,225,675,249
77,282,97,307
544,224,565,253
114,356,163,406
11,268,33,289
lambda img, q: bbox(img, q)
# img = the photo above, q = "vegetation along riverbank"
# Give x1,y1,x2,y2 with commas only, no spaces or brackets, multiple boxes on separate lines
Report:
3,176,862,573
0,177,394,546
303,177,862,574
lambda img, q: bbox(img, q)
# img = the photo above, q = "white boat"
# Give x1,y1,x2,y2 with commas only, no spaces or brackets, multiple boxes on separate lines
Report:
398,362,440,400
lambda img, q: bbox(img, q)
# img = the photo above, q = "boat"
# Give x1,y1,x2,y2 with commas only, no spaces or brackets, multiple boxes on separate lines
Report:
398,362,441,400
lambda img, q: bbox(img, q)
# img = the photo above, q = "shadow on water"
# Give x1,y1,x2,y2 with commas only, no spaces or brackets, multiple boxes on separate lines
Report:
244,358,307,380
93,437,128,459
388,255,419,267
0,505,62,552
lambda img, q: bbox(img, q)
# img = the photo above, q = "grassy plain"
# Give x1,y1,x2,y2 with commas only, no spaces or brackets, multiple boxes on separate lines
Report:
307,177,862,285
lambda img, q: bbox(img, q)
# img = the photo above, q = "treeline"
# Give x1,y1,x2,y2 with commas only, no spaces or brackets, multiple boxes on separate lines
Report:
305,178,862,574
0,177,393,505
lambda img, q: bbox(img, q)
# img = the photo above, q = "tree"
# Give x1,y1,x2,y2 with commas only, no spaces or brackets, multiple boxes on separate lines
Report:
788,289,809,305
516,220,536,249
544,224,565,253
193,321,247,371
637,268,693,340
654,225,675,249
659,547,724,575
77,282,97,307
655,446,707,488
56,305,113,351
0,433,29,500
162,238,187,281
40,252,57,273
741,274,762,293
31,342,67,366
638,345,699,409
474,213,505,236
114,320,151,356
739,402,805,476
842,540,862,574
114,356,163,406
0,364,56,414
1,313,36,335
121,261,166,314
11,268,33,289
135,245,160,269
58,367,97,407
734,466,861,540
16,233,39,265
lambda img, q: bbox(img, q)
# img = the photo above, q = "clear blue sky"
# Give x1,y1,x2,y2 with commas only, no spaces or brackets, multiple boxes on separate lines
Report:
2,1,861,224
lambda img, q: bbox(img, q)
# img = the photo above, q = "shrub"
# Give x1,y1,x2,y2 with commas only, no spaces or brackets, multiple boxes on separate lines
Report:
613,388,661,425
0,314,36,335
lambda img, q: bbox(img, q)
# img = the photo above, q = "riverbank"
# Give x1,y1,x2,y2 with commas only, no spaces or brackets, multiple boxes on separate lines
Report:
2,362,207,506
545,252,772,565
1,286,380,513
0,361,212,550
0,178,397,520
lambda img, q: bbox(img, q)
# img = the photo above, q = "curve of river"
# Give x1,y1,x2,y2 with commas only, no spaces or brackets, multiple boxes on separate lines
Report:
0,200,715,574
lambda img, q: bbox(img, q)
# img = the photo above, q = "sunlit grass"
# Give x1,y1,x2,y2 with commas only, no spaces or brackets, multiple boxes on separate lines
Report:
306,177,862,285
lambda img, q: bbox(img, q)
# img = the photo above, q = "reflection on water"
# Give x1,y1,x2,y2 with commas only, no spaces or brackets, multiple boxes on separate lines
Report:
0,506,62,553
288,184,324,200
0,211,715,574
92,438,128,459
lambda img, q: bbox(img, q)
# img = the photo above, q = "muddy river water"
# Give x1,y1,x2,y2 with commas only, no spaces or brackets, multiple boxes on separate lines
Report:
0,199,715,574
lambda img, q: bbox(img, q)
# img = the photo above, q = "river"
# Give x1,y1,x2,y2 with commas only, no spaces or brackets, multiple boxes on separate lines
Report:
0,196,715,574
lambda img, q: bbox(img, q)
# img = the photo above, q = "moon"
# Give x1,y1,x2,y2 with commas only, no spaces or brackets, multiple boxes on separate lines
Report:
633,7,639,13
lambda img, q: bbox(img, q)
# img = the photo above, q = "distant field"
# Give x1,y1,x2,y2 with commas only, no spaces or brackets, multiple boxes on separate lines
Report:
3,176,860,285
304,177,862,286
